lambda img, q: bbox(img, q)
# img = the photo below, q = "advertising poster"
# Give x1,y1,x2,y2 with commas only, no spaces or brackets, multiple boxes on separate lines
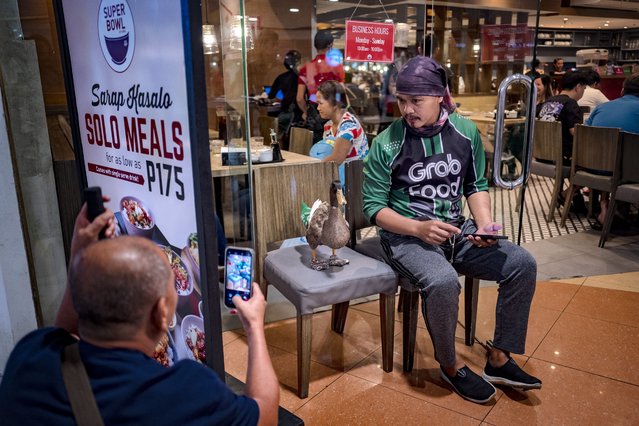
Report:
345,20,395,63
57,0,220,371
481,24,535,62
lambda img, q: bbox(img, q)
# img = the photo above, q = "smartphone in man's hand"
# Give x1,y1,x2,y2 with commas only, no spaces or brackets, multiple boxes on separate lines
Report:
224,247,254,308
464,233,508,240
84,186,106,239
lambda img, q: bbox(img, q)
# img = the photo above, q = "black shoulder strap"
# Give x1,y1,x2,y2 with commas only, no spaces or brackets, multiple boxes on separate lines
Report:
60,342,105,426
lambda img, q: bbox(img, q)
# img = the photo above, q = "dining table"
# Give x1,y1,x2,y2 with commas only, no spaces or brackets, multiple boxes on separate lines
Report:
210,149,319,178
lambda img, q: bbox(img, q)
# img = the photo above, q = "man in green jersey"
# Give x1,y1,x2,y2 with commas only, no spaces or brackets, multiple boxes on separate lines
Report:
363,56,541,404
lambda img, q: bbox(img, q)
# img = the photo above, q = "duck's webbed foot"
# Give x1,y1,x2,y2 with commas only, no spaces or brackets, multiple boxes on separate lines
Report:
328,255,349,267
311,256,329,271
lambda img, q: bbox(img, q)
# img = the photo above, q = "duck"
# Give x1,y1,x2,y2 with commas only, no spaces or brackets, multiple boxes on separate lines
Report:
300,180,350,271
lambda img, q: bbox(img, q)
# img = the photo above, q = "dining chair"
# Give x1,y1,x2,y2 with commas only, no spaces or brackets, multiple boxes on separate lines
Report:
288,127,314,155
599,131,639,248
343,159,480,373
560,125,622,243
517,120,567,221
256,161,397,398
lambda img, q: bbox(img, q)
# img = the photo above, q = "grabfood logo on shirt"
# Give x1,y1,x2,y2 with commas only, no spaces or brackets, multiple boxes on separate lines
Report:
407,154,462,199
98,0,135,73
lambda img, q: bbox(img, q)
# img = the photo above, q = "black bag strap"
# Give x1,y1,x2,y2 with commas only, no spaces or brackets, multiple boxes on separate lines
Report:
61,341,105,426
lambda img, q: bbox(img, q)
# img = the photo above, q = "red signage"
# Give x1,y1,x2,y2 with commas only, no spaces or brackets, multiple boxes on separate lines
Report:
480,24,534,62
345,20,394,63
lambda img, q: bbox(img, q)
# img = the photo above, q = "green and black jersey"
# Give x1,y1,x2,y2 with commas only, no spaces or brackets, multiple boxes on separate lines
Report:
363,113,488,226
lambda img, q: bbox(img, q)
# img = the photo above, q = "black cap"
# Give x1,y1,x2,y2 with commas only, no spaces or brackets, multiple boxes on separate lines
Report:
314,30,334,50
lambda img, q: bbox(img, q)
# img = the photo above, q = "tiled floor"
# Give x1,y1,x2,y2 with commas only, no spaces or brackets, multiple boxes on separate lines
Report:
222,230,639,425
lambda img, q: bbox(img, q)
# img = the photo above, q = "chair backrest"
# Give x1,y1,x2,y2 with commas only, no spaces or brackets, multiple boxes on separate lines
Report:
289,127,314,155
621,131,639,183
343,159,370,247
258,115,278,143
572,124,621,175
253,161,337,282
532,119,562,163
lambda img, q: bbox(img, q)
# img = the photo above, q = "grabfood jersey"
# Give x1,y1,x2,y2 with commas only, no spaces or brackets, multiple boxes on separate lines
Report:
363,113,488,225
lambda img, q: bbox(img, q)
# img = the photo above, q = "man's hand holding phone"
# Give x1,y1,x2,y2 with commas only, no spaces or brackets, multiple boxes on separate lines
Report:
70,191,115,261
465,222,505,248
230,284,266,332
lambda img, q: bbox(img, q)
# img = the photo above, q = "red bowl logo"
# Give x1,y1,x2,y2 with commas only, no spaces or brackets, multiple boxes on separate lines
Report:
98,0,135,72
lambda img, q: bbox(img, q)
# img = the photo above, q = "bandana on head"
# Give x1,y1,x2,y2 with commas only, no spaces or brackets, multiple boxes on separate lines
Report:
396,56,456,115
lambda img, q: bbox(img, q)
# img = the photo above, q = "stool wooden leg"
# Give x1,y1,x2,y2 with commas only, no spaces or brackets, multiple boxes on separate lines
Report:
331,301,349,334
464,277,480,346
402,289,419,372
297,313,312,399
397,287,404,313
380,293,395,373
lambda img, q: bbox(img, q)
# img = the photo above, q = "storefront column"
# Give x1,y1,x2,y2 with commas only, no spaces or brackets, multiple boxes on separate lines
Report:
0,0,67,327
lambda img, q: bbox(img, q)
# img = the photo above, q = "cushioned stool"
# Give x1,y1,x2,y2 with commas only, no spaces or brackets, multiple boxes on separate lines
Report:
264,244,397,398
354,237,479,372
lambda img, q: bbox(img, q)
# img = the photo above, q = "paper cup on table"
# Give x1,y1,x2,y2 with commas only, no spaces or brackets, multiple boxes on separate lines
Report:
259,149,273,162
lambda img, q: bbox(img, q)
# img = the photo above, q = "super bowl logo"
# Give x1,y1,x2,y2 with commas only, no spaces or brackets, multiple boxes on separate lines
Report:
98,0,135,73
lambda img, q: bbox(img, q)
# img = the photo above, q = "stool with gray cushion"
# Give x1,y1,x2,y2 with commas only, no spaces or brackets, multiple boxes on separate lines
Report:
344,159,479,373
263,244,397,398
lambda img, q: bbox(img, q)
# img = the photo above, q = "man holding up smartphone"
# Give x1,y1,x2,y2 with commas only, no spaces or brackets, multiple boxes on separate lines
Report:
363,56,541,404
0,198,279,425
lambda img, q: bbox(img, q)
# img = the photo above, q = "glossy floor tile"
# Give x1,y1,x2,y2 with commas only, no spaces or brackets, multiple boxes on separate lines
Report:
260,308,397,372
533,312,639,385
295,374,481,426
347,326,504,421
223,337,343,413
485,358,639,425
565,285,639,327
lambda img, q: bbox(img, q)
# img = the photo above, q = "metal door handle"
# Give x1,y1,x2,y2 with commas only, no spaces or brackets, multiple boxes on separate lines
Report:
493,74,536,189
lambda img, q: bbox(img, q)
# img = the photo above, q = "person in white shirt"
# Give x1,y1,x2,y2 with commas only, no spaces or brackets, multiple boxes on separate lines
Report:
578,68,609,112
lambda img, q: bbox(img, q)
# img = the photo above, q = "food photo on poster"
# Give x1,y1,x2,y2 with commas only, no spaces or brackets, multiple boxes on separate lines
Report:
59,0,209,367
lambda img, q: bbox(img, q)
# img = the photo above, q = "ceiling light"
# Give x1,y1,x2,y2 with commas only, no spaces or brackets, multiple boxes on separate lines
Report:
248,17,258,22
289,8,299,13
604,23,609,27
384,18,393,23
624,26,628,29
329,0,339,2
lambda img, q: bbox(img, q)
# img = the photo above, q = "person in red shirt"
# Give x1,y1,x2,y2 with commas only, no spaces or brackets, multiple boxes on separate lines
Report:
296,30,345,141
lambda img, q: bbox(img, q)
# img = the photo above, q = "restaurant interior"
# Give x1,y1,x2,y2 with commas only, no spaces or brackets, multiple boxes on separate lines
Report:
2,0,639,423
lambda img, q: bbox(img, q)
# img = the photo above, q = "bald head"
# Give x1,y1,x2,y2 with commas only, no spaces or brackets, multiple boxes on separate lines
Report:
69,236,173,341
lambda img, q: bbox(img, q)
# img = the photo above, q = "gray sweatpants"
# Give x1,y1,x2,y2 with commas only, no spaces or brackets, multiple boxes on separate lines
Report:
380,219,537,368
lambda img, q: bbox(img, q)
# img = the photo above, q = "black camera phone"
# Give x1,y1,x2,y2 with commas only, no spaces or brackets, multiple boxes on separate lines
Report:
224,246,254,308
464,233,508,240
84,186,106,239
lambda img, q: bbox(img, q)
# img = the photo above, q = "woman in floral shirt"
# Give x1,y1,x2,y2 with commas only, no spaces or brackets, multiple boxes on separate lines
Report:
316,80,369,165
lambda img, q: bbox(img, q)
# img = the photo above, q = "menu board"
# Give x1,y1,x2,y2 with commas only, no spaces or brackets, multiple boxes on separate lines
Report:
56,0,219,370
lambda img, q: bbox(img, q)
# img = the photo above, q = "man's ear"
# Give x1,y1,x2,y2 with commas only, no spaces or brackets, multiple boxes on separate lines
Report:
150,296,170,333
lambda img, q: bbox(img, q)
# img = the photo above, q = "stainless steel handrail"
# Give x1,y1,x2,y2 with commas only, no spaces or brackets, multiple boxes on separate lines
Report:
493,74,536,189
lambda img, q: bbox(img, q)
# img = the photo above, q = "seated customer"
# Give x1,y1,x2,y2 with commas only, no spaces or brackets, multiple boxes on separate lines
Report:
534,74,553,106
0,204,279,425
585,73,639,226
363,56,541,405
578,68,609,111
537,70,588,164
316,80,369,165
586,72,639,134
